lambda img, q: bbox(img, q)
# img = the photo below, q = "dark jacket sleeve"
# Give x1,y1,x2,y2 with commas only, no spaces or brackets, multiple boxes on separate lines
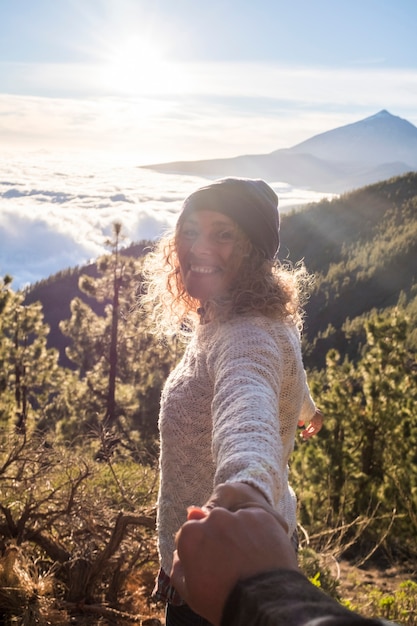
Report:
220,569,390,626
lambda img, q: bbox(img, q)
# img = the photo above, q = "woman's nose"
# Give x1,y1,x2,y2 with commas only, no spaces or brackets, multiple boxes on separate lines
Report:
190,234,212,255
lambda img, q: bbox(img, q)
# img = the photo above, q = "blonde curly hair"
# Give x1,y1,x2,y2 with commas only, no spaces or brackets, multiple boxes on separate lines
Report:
141,212,311,339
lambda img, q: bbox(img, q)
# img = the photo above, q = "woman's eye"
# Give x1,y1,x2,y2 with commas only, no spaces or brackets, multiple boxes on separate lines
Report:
216,230,235,242
181,228,198,239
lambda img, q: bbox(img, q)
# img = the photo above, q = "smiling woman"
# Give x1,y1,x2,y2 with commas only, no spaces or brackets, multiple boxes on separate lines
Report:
140,177,318,626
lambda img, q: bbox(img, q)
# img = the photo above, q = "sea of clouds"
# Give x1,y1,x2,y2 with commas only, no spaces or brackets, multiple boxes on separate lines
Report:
0,152,335,290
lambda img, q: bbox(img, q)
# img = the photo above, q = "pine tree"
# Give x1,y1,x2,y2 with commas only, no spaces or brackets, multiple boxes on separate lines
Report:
0,276,66,436
59,226,180,449
294,308,417,550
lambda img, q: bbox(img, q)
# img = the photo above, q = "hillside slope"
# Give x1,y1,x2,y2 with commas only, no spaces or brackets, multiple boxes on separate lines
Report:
282,172,417,364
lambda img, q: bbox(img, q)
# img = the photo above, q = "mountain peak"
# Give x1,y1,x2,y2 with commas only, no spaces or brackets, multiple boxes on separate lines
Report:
286,110,417,167
364,109,405,124
373,109,392,117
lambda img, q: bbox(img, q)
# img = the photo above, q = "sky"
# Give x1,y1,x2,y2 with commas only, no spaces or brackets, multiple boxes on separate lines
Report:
1,0,417,165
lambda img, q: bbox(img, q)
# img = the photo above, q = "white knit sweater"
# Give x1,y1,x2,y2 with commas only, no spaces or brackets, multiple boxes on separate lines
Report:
156,315,315,574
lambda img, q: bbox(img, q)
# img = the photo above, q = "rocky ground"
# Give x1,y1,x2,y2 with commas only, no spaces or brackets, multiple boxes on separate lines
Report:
338,557,411,597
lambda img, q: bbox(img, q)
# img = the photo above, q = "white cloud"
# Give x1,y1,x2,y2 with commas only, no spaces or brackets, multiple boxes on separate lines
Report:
3,58,417,105
190,63,417,109
1,61,417,163
0,154,332,288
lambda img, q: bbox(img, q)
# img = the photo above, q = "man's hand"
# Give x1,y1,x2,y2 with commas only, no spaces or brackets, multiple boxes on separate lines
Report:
170,506,299,626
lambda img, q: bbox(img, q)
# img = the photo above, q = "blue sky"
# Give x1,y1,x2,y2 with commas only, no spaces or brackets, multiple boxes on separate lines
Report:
1,0,417,163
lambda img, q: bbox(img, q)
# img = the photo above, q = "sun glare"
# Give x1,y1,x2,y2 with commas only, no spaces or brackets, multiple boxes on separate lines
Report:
98,36,176,96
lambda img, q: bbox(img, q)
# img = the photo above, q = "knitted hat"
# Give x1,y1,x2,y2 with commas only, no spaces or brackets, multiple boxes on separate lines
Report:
181,177,280,259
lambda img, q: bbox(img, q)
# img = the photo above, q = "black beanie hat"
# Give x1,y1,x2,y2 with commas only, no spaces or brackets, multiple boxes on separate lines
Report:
181,177,280,259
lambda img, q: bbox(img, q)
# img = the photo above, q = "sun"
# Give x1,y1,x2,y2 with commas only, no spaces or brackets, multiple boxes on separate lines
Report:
98,36,175,96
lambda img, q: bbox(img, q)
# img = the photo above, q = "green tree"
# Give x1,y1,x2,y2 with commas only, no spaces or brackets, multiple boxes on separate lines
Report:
293,308,417,553
0,278,66,436
60,229,180,450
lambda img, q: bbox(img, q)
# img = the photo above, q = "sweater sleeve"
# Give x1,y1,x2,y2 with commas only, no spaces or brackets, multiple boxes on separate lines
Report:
221,570,390,626
297,373,316,426
206,319,298,506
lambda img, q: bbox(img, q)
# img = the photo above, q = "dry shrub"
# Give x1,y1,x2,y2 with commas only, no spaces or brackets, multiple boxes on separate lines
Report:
0,431,161,624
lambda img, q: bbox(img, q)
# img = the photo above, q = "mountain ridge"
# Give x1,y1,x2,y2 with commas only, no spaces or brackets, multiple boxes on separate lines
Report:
140,110,417,193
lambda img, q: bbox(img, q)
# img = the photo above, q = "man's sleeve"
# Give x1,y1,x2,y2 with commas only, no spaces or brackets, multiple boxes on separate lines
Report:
221,569,390,626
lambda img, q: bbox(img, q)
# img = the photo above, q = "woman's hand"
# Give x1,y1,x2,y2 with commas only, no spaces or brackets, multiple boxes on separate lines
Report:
299,408,324,440
201,481,276,517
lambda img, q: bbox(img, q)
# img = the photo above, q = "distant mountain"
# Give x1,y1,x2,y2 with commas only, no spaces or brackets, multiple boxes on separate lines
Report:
140,110,417,193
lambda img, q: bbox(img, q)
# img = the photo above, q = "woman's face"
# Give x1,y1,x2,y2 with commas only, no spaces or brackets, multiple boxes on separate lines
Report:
176,210,248,303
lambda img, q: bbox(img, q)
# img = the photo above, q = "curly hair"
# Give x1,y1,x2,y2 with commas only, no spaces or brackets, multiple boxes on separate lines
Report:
141,219,312,339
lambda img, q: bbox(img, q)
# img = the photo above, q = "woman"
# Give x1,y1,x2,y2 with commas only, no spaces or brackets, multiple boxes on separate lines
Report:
142,177,319,626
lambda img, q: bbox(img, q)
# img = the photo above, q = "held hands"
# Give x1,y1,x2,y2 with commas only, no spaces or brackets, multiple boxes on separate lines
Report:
170,503,299,626
201,481,276,514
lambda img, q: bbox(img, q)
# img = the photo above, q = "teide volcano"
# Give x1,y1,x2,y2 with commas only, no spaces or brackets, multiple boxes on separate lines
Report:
141,110,417,194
